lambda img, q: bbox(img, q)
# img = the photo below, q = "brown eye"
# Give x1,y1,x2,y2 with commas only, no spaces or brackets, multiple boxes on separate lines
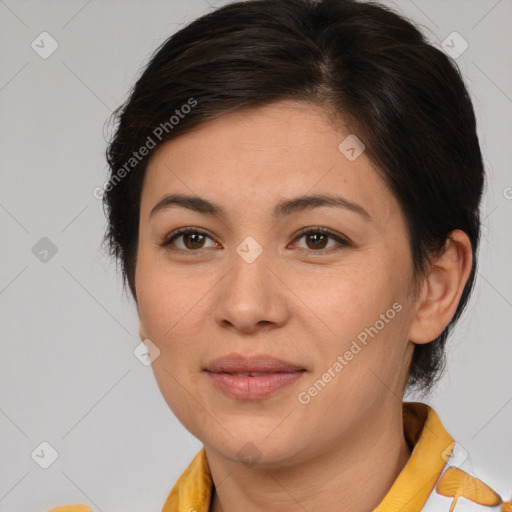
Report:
161,228,219,251
292,228,351,253
161,226,350,254
304,232,329,250
181,232,207,250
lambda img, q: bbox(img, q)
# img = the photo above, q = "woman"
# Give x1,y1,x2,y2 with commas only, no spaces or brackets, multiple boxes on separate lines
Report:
51,0,509,510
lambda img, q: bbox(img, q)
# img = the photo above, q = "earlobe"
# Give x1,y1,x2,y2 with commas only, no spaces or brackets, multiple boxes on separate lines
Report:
408,230,473,344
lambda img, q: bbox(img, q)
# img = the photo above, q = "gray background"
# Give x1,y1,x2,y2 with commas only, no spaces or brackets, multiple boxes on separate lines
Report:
1,0,511,510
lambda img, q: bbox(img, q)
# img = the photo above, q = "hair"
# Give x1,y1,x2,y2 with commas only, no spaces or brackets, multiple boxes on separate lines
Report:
101,0,484,394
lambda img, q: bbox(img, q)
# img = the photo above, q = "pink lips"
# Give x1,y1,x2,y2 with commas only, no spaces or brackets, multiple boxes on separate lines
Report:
204,353,306,400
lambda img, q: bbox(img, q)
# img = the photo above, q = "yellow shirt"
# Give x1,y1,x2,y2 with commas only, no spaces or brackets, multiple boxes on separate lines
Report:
49,402,510,512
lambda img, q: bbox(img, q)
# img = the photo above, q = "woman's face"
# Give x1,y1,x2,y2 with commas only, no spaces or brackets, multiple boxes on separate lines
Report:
135,100,418,466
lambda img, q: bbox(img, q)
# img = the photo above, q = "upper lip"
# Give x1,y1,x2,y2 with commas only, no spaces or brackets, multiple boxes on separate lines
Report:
204,353,305,373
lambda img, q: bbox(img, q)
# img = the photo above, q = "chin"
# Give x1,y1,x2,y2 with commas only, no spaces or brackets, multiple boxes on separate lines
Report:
199,420,310,469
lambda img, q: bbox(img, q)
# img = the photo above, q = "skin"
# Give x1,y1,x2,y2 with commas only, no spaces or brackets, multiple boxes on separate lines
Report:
135,100,473,512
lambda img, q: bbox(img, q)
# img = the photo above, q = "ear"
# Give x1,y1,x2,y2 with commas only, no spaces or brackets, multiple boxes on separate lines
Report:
408,229,473,344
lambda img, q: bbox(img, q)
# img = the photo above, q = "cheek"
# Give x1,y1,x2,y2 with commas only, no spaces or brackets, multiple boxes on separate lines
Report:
135,254,220,384
136,246,199,337
138,276,202,351
290,252,413,393
136,263,210,429
290,259,403,345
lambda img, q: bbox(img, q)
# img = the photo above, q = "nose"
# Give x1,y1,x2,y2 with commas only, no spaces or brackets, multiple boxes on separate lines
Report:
212,242,290,335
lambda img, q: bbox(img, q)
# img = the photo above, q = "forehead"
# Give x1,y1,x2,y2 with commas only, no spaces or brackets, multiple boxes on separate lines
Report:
141,100,400,225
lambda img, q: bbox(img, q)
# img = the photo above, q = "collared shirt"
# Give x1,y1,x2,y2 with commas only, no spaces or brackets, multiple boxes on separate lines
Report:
49,402,510,512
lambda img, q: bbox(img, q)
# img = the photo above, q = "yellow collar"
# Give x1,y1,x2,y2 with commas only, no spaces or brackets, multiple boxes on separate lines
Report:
161,401,453,512
374,402,453,511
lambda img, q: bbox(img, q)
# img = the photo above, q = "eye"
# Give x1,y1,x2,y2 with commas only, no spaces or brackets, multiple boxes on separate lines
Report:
291,227,351,253
161,226,351,253
161,227,219,251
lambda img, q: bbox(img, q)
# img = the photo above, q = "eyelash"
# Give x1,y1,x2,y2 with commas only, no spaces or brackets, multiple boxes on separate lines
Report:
160,226,352,254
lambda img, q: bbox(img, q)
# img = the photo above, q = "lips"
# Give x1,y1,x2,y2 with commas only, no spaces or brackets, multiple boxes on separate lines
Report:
223,372,275,377
204,353,305,373
204,353,306,400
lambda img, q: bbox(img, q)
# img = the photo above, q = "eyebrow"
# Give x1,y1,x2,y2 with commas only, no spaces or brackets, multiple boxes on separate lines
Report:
149,193,372,222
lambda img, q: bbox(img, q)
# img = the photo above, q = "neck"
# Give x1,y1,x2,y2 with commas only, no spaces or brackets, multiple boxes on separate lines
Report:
207,401,411,512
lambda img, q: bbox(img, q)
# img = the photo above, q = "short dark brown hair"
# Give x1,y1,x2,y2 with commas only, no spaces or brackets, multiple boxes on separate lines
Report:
102,0,484,394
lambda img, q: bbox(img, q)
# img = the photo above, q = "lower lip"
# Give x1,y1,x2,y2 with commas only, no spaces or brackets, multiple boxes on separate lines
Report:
206,371,305,400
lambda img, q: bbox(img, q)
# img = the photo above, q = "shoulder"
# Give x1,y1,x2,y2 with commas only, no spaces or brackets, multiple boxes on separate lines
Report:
422,441,511,512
